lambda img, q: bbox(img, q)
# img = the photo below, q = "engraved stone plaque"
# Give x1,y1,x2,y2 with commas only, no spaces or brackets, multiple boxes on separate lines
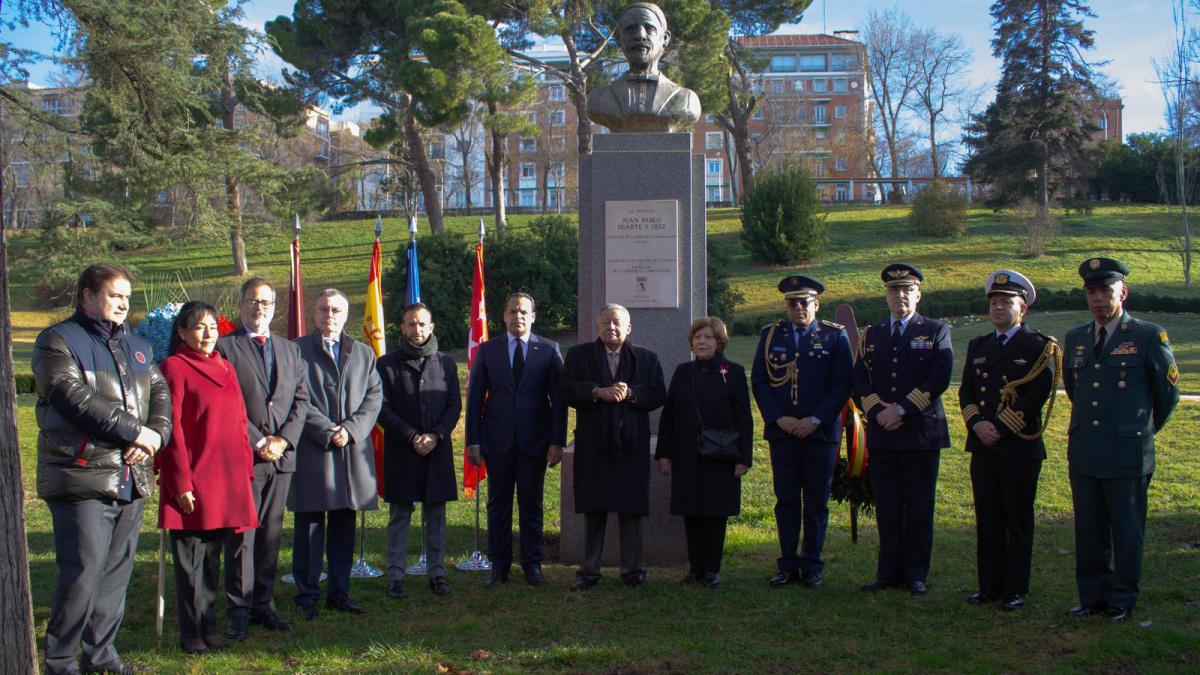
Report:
604,199,679,308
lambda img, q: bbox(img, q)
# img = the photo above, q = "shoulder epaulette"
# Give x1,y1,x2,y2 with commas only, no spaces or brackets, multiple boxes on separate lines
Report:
819,319,844,330
1031,329,1056,343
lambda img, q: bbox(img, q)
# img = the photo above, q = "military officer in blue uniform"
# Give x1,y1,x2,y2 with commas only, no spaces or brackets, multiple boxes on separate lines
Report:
853,263,952,596
959,270,1060,611
1063,257,1179,622
751,275,853,589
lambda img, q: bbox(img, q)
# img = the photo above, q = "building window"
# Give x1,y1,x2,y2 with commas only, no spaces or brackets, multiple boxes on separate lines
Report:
813,161,826,177
428,138,445,159
551,136,566,152
795,107,808,122
11,161,30,188
771,55,797,73
706,186,723,203
793,80,804,92
705,132,723,150
835,157,847,171
813,106,827,123
811,79,827,93
40,96,72,116
550,109,566,126
549,162,565,186
835,104,847,119
771,79,784,94
833,78,848,92
830,54,859,71
1098,113,1108,130
814,129,826,140
704,113,715,123
799,54,826,72
836,186,849,201
707,159,722,175
519,190,536,207
520,136,537,153
752,107,764,120
549,85,566,102
520,162,536,180
525,111,537,124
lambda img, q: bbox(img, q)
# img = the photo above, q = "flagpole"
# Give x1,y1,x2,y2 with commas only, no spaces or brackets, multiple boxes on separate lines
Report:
352,215,385,579
457,218,492,572
402,212,430,576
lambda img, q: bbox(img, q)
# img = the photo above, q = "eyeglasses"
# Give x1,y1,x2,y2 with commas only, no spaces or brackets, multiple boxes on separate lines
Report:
243,299,275,307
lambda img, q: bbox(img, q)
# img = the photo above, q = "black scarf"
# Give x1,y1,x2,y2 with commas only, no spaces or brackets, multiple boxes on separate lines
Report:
397,333,439,360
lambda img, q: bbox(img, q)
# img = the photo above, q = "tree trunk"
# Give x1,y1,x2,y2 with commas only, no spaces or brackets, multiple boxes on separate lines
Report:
0,99,39,675
403,104,445,234
1177,132,1192,289
222,67,248,276
460,139,473,212
928,116,940,179
487,122,508,235
540,166,550,213
562,32,593,156
722,132,739,203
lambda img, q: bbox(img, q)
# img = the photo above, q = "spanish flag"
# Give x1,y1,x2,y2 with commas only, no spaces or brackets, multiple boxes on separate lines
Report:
365,217,388,497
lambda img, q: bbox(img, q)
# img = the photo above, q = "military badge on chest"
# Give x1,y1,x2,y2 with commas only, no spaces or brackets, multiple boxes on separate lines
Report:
910,335,934,350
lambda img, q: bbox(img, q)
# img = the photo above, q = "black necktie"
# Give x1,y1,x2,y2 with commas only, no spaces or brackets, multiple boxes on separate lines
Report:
512,339,525,384
891,321,902,349
996,333,1007,348
1094,326,1107,361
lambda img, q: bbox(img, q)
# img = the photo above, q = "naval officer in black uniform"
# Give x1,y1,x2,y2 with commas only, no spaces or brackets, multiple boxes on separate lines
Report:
751,275,853,588
959,269,1059,611
853,263,952,596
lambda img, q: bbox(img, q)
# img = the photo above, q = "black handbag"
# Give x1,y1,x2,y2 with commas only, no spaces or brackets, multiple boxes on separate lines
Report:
692,364,741,461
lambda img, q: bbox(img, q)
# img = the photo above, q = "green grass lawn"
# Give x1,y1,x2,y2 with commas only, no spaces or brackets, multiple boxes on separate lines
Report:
17,390,1200,672
13,203,1200,671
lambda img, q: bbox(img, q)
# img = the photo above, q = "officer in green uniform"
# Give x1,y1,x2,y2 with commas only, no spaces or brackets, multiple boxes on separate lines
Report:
1063,257,1180,622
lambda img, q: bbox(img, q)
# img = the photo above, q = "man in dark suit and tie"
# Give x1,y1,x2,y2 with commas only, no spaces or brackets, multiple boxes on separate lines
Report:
217,278,309,639
852,263,952,596
466,293,567,588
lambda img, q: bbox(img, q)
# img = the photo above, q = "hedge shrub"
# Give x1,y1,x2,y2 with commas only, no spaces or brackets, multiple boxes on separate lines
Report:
910,180,968,237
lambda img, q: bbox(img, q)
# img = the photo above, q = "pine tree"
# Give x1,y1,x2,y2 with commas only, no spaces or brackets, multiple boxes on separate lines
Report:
964,0,1102,209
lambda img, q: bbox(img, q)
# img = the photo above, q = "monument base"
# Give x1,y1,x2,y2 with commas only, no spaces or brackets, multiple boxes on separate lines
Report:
558,437,686,567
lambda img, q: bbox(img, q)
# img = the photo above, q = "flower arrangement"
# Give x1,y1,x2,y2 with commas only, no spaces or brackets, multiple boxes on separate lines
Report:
133,303,237,363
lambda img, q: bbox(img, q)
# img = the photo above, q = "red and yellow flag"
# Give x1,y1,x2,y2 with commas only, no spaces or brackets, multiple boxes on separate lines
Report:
365,226,388,498
463,238,488,498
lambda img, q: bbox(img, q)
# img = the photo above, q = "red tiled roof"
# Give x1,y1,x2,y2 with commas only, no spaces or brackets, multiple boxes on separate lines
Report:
736,34,860,47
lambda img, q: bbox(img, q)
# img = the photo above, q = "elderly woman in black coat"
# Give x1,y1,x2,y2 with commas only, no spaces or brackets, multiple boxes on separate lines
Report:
376,303,462,599
655,316,753,588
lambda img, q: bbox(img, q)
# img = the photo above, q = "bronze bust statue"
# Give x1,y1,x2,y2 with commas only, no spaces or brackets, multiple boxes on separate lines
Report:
587,3,702,133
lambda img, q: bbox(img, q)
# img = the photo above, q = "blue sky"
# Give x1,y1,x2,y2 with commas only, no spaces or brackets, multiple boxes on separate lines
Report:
1,0,1179,136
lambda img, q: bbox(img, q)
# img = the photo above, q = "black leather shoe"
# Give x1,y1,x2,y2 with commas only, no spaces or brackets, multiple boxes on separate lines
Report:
769,570,801,587
201,635,228,651
860,580,897,592
800,572,822,589
1000,595,1025,611
1069,603,1107,617
704,572,721,589
524,565,546,587
326,596,366,615
908,581,928,596
82,661,135,674
387,580,408,599
680,571,702,586
967,591,996,605
1106,606,1133,622
250,610,291,632
622,571,647,588
297,603,318,621
225,613,249,641
570,576,599,592
179,637,208,655
485,568,509,588
429,576,452,597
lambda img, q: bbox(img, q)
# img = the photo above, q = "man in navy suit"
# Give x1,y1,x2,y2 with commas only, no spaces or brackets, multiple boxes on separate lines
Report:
466,293,567,587
852,263,952,596
216,278,309,639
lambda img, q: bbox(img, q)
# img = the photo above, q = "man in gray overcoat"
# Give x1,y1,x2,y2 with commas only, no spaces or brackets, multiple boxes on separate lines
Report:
289,289,383,619
376,303,462,598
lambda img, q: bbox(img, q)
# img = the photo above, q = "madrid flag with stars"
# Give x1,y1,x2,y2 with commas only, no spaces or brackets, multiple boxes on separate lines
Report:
463,239,488,498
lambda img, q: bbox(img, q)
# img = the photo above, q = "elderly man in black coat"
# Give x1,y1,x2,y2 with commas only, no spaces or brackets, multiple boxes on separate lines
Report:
376,303,462,599
561,303,667,590
290,289,382,619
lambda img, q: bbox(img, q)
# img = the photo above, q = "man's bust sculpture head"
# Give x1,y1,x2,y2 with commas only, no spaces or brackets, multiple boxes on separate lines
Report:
587,2,701,133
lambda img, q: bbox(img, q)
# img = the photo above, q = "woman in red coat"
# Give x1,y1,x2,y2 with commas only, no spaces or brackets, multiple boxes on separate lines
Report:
156,301,257,654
